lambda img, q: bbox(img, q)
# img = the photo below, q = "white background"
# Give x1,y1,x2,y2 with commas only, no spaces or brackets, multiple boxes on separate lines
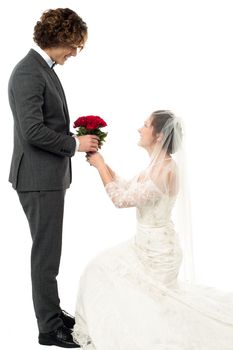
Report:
1,0,233,347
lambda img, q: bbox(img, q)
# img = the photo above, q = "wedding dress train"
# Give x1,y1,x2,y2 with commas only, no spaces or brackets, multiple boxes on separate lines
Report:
73,174,233,349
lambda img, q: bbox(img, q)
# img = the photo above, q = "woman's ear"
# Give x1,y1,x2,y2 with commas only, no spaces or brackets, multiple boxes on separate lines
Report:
156,133,163,143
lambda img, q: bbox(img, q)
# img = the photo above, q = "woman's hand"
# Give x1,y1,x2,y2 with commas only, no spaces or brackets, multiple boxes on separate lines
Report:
86,152,114,185
86,152,105,169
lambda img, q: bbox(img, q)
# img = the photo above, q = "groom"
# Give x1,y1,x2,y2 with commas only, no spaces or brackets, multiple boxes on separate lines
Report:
8,8,99,348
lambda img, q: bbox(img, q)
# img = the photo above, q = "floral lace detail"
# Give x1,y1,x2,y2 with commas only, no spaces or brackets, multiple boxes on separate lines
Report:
72,314,94,349
105,176,162,208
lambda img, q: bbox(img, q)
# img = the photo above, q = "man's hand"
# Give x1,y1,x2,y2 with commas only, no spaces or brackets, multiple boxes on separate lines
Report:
76,135,99,153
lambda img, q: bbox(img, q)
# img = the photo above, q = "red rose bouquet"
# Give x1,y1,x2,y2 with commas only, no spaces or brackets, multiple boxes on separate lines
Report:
73,115,108,147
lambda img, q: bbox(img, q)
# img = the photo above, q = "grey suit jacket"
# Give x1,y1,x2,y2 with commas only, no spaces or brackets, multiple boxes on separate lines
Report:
8,49,76,191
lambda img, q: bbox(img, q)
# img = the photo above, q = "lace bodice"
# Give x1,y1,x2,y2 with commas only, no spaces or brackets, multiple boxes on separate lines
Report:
105,175,176,227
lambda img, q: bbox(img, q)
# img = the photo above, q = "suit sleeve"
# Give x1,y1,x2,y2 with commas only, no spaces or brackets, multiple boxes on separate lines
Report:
10,68,76,157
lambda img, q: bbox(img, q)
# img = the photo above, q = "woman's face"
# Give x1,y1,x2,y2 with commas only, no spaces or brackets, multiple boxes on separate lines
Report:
138,117,156,149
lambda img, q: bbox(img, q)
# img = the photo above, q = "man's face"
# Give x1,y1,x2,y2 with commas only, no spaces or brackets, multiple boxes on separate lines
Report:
46,45,83,65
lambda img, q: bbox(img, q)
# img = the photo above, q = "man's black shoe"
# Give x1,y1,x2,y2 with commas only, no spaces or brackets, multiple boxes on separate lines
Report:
39,325,80,348
60,310,75,329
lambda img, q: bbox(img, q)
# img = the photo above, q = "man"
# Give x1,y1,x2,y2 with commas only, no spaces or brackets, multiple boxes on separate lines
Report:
8,8,98,348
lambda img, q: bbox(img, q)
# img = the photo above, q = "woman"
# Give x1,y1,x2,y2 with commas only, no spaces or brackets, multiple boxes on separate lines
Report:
73,110,233,349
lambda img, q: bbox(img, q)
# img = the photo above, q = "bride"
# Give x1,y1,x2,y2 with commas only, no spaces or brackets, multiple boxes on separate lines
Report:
72,110,233,349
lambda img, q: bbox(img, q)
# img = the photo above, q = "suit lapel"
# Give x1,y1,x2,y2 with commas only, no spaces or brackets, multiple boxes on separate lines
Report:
49,68,70,122
28,49,70,124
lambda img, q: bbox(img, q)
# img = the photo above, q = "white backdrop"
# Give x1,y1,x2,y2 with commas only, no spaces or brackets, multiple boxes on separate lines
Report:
1,0,233,347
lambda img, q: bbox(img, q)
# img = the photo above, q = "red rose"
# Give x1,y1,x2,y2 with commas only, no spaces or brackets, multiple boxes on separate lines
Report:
73,115,108,147
85,116,107,130
73,115,107,130
73,117,87,128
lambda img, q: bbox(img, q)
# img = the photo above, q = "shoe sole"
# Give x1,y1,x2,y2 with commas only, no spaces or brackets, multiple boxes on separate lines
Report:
39,338,80,348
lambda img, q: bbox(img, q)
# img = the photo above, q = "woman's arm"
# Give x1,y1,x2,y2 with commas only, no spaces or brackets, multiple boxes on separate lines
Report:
105,164,116,179
87,152,161,209
87,152,115,185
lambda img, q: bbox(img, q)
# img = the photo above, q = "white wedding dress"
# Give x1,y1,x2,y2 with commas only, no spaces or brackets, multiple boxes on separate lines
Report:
73,172,233,349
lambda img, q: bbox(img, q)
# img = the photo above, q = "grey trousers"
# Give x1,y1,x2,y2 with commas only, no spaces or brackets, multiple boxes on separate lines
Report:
17,190,66,333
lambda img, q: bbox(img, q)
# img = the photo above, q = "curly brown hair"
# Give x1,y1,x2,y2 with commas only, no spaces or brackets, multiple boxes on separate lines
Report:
33,8,87,49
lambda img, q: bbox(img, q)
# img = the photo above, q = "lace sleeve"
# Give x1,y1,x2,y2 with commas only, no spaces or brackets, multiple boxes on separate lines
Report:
114,175,130,189
105,176,162,208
